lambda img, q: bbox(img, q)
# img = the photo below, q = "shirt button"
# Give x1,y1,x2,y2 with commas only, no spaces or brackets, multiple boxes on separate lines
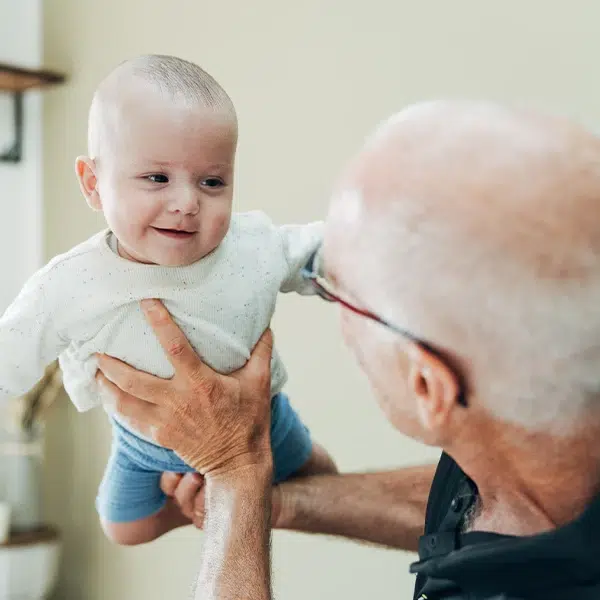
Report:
450,497,463,512
429,535,437,549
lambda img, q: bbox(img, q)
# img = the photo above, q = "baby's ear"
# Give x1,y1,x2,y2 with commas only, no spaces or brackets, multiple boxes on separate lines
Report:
75,156,102,211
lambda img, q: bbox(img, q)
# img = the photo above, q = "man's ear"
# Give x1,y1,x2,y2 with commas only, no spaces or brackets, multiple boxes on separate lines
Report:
406,342,461,436
75,156,102,211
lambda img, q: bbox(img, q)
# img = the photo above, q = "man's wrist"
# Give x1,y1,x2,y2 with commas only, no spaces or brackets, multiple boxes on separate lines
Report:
197,458,273,599
205,462,273,506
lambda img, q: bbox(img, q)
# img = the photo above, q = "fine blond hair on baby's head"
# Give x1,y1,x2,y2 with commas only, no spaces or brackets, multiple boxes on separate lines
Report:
88,54,237,158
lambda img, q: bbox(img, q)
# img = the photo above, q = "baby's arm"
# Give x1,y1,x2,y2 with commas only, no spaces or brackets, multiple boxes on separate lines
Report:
278,221,324,295
277,223,338,476
0,268,67,403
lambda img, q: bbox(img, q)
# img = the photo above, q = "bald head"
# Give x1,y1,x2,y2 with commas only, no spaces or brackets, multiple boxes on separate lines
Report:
88,55,237,158
327,100,600,431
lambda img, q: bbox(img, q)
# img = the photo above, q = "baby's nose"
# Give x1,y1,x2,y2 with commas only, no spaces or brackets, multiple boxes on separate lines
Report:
171,189,200,215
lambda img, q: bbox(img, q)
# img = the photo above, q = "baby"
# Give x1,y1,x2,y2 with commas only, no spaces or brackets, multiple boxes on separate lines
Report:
0,55,336,545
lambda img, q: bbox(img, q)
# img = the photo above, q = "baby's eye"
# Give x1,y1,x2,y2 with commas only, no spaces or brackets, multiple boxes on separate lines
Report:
201,177,225,188
147,174,169,184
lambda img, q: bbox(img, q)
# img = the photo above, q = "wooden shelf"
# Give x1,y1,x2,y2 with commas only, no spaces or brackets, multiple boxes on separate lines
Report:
0,525,60,548
0,63,66,163
0,63,65,93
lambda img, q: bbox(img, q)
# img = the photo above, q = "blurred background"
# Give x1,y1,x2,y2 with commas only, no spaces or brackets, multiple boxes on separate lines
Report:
1,1,600,598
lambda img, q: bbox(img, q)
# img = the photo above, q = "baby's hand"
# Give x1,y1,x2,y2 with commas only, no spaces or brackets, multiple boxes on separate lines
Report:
161,472,206,529
161,471,284,529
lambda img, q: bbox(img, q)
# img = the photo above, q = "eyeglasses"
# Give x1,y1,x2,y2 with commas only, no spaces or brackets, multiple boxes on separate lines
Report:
301,246,468,407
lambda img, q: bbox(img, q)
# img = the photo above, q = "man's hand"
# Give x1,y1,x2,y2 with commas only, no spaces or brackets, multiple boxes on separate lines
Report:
95,299,274,477
161,472,283,530
97,301,275,599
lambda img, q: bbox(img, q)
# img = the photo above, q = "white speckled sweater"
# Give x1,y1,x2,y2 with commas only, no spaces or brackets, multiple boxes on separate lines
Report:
0,211,322,417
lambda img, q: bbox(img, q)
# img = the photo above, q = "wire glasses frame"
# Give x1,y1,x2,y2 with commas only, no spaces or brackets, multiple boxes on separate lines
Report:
301,246,468,407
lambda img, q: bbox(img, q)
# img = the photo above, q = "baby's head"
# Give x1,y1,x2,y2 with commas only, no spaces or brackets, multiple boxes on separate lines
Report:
76,55,238,266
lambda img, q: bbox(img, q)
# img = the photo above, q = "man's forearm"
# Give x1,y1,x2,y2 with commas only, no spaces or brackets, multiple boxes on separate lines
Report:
195,467,273,600
277,464,436,551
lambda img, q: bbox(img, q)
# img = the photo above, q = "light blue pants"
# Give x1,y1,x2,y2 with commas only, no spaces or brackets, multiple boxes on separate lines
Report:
96,392,312,523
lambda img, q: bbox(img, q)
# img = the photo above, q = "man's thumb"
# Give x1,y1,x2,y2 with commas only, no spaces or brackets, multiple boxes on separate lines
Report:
233,328,273,382
250,328,274,367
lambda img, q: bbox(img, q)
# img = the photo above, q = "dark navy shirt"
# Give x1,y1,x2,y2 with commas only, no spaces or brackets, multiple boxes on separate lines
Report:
411,452,600,600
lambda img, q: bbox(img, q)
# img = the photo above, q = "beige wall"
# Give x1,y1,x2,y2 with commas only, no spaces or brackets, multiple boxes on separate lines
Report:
0,0,43,311
42,1,600,598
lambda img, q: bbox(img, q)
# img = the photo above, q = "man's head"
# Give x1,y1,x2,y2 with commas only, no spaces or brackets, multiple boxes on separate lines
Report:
76,55,238,266
324,100,600,445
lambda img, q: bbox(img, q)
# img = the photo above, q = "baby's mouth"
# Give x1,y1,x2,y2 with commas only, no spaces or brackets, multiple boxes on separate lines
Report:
152,227,196,239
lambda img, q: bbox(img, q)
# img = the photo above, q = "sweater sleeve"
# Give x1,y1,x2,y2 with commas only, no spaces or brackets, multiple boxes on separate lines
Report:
278,221,324,295
0,267,68,403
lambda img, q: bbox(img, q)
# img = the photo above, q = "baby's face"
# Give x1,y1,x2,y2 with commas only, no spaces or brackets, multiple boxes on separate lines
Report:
85,96,237,266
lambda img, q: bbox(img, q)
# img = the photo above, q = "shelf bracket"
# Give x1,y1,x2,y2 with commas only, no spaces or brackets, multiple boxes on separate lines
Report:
0,91,23,163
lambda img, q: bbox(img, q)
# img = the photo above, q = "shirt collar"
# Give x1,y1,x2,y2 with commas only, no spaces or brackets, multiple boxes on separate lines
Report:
411,479,600,598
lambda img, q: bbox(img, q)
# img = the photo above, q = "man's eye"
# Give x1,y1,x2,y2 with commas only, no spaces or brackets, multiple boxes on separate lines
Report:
147,174,169,184
201,177,224,188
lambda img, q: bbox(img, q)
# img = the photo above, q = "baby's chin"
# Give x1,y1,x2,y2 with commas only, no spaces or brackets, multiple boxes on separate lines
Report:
146,250,210,267
118,243,209,267
118,231,226,266
148,242,223,267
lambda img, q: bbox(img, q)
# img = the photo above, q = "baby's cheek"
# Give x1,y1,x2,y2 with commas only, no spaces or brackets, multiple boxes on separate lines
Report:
214,210,232,238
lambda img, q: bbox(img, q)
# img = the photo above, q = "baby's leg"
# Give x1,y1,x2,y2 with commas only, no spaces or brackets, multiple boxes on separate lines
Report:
96,436,187,545
100,501,188,546
270,393,337,482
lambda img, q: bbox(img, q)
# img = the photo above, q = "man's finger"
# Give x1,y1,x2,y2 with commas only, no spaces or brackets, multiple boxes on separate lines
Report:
160,472,183,496
97,353,166,404
141,299,211,377
96,371,160,430
174,472,204,519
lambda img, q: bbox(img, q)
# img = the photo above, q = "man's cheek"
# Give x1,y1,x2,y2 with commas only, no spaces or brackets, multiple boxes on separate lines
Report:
340,310,356,348
340,313,372,370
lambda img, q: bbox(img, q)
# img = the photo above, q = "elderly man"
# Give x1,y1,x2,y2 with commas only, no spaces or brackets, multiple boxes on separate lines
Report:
97,100,600,599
